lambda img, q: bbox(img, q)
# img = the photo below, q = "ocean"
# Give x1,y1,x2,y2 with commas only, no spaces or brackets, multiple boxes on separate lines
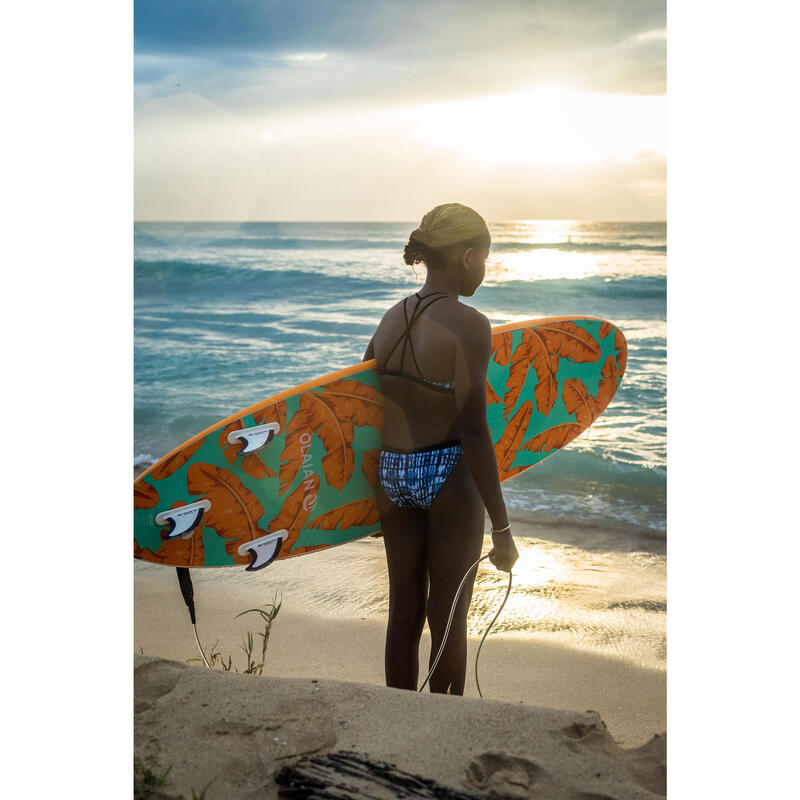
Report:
134,220,666,535
134,219,666,671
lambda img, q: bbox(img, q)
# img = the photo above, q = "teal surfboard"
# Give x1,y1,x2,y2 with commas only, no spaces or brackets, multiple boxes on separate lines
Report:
134,316,626,570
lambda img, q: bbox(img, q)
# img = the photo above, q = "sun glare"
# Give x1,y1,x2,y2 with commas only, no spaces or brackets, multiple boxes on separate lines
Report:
487,250,600,283
411,86,664,168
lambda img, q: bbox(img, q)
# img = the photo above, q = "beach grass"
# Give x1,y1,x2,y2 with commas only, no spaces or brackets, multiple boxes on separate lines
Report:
187,590,282,675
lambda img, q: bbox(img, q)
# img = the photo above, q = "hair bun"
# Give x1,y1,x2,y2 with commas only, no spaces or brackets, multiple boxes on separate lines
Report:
403,236,428,266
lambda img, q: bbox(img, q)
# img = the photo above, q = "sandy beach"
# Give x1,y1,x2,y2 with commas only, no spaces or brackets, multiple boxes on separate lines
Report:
135,512,664,798
135,652,665,799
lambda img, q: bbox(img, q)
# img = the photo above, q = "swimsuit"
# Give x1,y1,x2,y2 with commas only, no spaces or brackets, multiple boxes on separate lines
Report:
378,290,456,394
377,291,463,510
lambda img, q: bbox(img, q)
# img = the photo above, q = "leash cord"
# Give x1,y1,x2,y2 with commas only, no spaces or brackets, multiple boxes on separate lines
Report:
475,569,513,697
192,624,212,669
418,554,512,696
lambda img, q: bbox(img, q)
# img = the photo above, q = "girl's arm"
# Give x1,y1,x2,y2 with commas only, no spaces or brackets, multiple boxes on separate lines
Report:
453,310,509,532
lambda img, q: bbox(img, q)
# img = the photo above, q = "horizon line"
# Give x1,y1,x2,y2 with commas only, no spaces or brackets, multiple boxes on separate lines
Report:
134,218,667,224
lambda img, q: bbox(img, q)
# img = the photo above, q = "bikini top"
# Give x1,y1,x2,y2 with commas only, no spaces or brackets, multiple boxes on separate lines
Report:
379,291,456,394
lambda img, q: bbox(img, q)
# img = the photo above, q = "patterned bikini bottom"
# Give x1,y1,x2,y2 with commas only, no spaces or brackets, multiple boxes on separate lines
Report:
377,439,463,511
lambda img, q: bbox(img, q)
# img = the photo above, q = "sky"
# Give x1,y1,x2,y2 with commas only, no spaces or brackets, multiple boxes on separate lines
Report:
134,0,666,221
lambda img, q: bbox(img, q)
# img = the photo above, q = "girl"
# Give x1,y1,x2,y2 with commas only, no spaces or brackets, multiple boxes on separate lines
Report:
363,203,519,695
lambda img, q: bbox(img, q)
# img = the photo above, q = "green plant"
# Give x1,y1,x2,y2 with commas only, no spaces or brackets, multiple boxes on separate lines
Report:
134,756,171,799
187,590,282,676
235,591,282,675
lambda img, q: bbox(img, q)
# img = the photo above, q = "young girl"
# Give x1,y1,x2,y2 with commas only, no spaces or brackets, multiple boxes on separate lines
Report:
363,203,519,695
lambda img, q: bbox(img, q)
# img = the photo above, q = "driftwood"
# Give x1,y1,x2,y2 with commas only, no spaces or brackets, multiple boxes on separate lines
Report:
274,750,483,800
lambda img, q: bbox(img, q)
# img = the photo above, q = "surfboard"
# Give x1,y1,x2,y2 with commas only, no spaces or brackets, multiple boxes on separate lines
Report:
134,315,627,570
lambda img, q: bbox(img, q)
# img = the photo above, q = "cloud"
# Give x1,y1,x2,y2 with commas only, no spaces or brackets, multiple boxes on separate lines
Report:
134,0,666,110
284,52,329,63
133,1,666,219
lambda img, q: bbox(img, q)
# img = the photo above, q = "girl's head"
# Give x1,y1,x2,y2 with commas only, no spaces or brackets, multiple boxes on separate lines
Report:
403,203,491,297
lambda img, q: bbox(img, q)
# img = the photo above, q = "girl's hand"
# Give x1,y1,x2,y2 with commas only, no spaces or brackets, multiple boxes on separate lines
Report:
488,530,518,572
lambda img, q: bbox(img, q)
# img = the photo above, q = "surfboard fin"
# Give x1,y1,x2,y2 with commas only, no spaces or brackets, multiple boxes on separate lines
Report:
227,422,280,457
156,500,211,540
238,529,289,571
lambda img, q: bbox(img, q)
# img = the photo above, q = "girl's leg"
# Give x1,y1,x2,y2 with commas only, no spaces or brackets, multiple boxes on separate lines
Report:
375,479,429,690
425,455,485,695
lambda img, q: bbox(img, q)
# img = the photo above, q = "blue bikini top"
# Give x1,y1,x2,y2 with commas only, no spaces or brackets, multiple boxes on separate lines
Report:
379,291,456,394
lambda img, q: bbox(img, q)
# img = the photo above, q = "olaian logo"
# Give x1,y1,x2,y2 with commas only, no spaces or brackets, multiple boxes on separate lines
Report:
299,431,317,512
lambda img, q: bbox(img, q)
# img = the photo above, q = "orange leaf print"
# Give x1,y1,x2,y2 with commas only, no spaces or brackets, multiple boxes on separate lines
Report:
361,448,381,489
286,386,373,491
495,401,532,479
522,423,584,454
252,400,287,430
562,357,619,427
186,463,267,560
280,408,312,494
307,498,379,530
164,533,207,566
300,392,355,490
614,328,627,377
505,329,559,418
268,473,321,556
486,377,501,405
134,541,162,562
150,437,205,481
314,379,384,429
504,463,529,480
537,320,601,363
491,331,515,366
218,420,277,481
597,355,620,410
562,378,595,427
134,481,159,510
599,321,613,338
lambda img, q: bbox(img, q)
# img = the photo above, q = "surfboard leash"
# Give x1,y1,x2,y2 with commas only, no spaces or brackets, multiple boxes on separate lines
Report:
418,554,513,697
176,567,211,669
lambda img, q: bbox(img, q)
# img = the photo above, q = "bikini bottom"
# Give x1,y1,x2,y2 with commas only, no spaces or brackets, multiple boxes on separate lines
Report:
377,439,463,511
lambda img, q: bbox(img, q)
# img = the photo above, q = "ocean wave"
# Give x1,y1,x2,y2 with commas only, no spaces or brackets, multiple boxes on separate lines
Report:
135,260,665,294
134,259,395,298
483,274,665,301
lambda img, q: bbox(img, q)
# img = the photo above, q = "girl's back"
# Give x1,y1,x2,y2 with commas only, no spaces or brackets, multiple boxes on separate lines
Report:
373,292,488,450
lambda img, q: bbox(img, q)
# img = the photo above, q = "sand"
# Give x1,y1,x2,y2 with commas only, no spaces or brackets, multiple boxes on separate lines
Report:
135,535,665,798
135,653,665,799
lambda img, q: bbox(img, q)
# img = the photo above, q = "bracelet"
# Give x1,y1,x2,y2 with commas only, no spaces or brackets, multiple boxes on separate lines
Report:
491,523,511,534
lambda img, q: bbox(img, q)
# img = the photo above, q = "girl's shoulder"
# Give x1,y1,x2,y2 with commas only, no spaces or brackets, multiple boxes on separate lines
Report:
379,295,488,336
